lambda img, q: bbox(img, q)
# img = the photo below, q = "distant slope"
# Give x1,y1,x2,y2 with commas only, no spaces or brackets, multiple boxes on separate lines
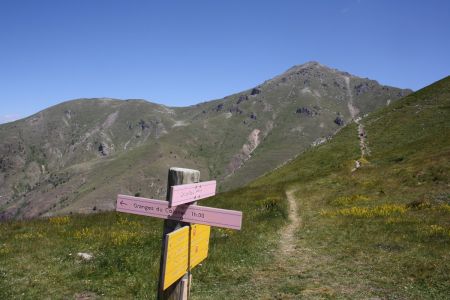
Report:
0,62,411,219
0,99,180,218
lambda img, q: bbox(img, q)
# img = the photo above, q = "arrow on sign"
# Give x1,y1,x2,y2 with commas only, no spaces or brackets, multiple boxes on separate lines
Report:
116,194,242,230
120,200,127,206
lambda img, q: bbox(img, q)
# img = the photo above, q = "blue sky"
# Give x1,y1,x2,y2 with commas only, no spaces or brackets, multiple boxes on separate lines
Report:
1,0,449,123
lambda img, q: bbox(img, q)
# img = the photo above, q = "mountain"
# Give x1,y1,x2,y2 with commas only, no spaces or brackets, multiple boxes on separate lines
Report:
0,76,447,299
0,62,411,219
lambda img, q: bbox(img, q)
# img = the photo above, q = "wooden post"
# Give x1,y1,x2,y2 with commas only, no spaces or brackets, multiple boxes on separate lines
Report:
158,167,200,300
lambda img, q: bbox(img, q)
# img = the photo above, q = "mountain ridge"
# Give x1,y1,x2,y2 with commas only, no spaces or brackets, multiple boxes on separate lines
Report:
0,61,412,219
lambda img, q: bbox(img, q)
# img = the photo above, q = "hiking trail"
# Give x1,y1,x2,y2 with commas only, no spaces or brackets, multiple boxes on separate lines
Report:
279,189,301,254
344,75,370,170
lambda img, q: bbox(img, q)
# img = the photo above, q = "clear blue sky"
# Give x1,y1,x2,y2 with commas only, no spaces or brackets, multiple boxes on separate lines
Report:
1,0,449,123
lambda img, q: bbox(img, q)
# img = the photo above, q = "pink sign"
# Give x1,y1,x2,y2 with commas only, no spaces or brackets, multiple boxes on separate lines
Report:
116,194,242,230
169,180,216,206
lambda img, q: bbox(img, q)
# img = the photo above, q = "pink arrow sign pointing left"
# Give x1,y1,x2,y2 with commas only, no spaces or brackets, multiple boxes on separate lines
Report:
116,194,242,230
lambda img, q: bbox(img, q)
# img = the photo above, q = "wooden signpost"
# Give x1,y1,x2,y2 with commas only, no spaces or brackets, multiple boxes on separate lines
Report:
115,167,243,300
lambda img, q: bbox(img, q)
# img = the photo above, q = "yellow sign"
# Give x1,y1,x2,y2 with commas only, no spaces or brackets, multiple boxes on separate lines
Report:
162,226,189,290
190,224,210,268
162,224,210,290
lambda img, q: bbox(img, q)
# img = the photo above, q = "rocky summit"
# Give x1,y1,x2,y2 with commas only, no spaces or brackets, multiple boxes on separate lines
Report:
0,62,411,219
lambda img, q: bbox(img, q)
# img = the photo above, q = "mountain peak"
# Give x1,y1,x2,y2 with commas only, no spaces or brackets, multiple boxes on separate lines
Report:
283,61,352,77
285,61,323,72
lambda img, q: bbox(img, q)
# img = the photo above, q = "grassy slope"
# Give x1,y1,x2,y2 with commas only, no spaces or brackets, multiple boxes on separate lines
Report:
0,77,448,299
249,76,450,298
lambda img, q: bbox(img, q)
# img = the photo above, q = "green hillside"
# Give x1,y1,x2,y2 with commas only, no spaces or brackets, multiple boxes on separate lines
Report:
247,76,450,298
1,76,448,299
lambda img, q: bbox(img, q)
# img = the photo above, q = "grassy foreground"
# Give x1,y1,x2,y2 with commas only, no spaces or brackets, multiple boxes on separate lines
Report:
0,185,287,299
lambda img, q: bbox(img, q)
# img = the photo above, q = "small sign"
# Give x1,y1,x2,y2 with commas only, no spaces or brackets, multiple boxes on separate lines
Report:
117,194,242,230
162,226,189,290
189,224,210,268
170,180,216,207
162,224,211,290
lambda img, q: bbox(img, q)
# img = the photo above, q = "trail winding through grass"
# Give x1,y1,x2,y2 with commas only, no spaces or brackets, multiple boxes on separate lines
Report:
248,188,305,298
280,189,301,254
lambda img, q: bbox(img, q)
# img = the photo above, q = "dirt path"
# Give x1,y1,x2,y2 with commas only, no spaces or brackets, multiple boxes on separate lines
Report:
249,188,303,298
344,75,370,169
279,189,301,254
357,123,369,157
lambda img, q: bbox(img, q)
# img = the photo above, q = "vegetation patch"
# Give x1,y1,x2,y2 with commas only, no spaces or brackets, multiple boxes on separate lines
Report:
321,203,407,218
330,194,370,206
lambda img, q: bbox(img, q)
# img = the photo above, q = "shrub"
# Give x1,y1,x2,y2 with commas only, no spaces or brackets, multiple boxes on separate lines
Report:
49,216,71,225
331,194,370,206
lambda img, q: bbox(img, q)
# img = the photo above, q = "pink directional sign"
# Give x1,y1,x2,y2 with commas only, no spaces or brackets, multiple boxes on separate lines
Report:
116,194,242,230
169,180,216,207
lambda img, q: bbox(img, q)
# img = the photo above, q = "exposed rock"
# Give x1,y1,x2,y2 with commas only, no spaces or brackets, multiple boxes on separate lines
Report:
296,107,318,117
251,88,261,95
354,82,371,95
102,111,119,128
64,110,72,119
237,95,248,104
312,137,328,147
216,104,224,111
77,252,94,261
227,129,261,174
138,119,150,130
351,160,361,172
333,80,343,88
98,143,109,156
334,116,345,126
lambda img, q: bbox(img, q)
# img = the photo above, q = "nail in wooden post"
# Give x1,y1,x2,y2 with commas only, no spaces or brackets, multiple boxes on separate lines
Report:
158,167,200,300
